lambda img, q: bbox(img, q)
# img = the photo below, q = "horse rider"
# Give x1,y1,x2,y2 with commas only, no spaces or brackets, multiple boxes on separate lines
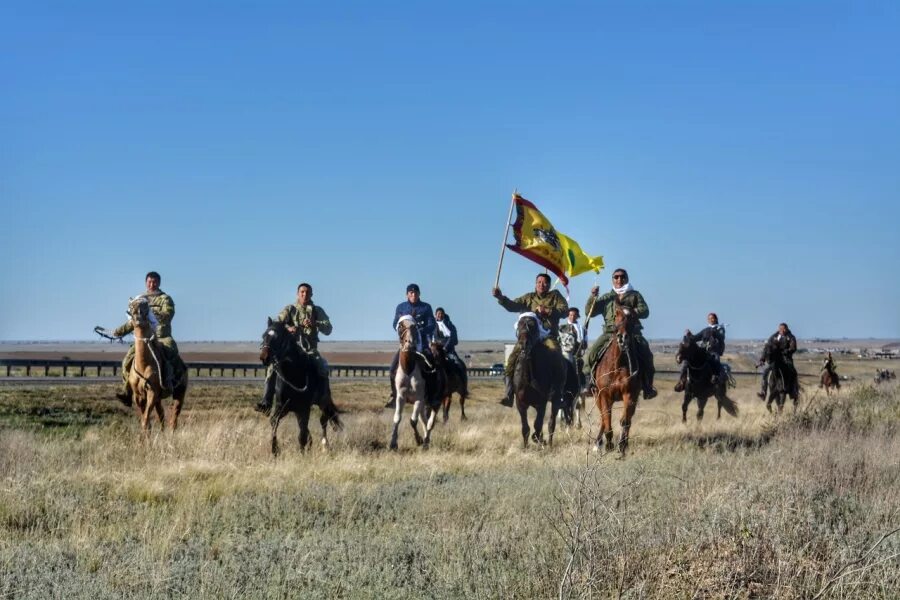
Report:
434,307,465,375
103,271,182,406
256,282,333,413
674,312,725,392
757,322,798,399
492,272,569,406
583,268,657,399
559,307,587,369
821,351,837,378
386,283,436,408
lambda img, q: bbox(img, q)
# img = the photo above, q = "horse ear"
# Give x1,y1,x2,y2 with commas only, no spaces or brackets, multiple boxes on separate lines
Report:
267,317,273,326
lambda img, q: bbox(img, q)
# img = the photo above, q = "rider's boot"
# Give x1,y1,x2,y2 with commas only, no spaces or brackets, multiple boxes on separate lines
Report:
255,373,275,413
643,373,658,400
498,376,514,407
115,382,133,407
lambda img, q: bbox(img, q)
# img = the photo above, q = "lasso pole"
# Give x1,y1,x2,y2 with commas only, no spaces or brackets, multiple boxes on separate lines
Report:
493,189,518,290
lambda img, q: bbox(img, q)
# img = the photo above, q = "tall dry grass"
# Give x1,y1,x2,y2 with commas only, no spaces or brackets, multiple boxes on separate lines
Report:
0,379,898,598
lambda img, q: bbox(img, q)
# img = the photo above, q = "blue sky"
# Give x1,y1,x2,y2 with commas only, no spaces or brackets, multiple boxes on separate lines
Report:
2,1,898,341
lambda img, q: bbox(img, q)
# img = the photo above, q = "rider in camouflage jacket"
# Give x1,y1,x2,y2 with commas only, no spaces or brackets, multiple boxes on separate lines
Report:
257,283,333,413
111,272,183,405
492,273,569,406
583,268,657,399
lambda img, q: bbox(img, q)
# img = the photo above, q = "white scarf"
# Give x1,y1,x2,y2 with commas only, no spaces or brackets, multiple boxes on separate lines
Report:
613,282,634,295
436,319,452,339
515,312,550,340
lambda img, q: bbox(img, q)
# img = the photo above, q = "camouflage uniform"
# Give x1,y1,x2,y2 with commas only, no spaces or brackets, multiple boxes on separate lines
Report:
497,290,569,376
274,302,333,377
114,289,183,393
583,290,656,396
260,301,334,412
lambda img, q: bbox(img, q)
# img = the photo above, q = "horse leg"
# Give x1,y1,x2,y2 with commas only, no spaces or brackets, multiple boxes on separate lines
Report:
547,399,557,448
618,393,637,455
410,401,424,446
270,411,283,457
459,390,467,421
390,388,404,451
532,399,546,447
168,385,185,431
697,395,706,422
518,398,530,449
296,403,312,451
681,392,689,424
441,393,450,424
422,405,437,449
595,393,613,452
319,411,330,448
153,391,166,430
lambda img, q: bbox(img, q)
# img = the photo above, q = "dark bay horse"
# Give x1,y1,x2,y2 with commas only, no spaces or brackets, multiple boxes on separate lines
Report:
512,314,567,448
391,317,442,450
259,318,342,456
763,350,799,414
592,303,643,455
429,341,469,423
676,333,738,423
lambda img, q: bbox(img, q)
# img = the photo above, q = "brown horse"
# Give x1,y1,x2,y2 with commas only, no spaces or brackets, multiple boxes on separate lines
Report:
592,302,642,455
820,369,840,395
391,317,441,450
429,340,469,422
511,314,567,449
126,297,186,435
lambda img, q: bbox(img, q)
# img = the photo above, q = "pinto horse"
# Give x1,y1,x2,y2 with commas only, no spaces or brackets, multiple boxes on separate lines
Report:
429,341,469,423
391,317,441,450
592,303,643,455
126,297,187,436
676,332,738,423
259,319,342,456
511,314,568,449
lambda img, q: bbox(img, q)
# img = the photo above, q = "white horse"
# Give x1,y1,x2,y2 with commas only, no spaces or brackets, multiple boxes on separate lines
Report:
390,316,438,450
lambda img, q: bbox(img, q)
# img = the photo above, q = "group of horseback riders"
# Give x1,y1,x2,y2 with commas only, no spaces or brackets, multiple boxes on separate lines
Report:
100,269,821,412
493,268,658,405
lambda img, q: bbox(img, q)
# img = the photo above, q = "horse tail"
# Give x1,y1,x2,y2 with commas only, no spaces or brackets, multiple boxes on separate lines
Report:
321,396,344,431
718,393,739,417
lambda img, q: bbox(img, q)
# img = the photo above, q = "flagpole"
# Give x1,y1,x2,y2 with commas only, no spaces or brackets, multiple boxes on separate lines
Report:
582,275,601,332
493,189,518,291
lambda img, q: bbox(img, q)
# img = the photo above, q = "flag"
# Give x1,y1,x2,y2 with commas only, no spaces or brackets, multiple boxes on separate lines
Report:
506,194,604,288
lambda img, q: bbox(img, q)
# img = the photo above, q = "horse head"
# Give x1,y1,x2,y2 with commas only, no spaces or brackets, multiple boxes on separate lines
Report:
429,338,447,364
676,329,700,364
396,316,420,353
515,314,541,354
259,318,294,365
128,297,151,329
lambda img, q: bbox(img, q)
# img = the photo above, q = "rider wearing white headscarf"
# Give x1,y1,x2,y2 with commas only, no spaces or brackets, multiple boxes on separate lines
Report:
583,268,657,399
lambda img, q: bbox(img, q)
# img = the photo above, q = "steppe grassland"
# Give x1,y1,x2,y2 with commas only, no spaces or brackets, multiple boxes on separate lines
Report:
1,377,898,599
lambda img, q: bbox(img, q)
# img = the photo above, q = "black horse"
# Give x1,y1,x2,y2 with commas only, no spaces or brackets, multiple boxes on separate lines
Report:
511,315,568,448
761,345,799,414
259,318,342,456
676,333,738,423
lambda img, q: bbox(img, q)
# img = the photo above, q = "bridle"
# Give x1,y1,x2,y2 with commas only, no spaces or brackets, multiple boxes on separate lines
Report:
260,325,309,393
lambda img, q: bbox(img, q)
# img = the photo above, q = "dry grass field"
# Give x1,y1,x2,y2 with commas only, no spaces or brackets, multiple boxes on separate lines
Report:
1,373,898,598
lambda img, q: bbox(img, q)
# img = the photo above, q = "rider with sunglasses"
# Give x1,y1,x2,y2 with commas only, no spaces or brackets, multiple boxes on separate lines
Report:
583,268,657,399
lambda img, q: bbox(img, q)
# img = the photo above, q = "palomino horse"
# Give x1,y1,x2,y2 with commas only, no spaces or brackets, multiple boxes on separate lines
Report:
126,297,187,435
391,317,441,450
429,340,469,422
676,333,738,423
592,302,642,455
259,319,342,456
820,368,840,395
511,314,567,449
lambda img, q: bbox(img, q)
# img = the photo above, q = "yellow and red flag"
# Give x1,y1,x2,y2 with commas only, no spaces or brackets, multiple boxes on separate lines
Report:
506,194,604,288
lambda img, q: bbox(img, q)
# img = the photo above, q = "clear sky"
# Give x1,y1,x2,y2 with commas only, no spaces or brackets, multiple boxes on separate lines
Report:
2,1,898,342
